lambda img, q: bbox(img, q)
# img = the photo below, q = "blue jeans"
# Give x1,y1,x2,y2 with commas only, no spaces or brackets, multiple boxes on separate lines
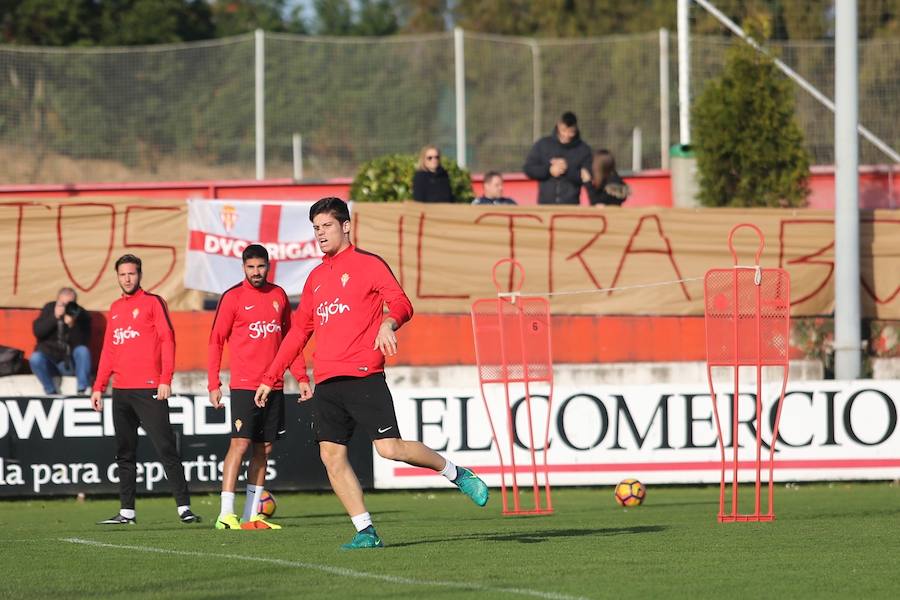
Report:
29,345,91,394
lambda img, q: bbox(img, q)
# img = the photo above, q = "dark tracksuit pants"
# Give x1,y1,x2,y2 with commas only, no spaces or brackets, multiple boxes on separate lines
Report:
112,388,190,509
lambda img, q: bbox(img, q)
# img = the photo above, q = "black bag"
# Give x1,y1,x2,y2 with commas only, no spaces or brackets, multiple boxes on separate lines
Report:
0,345,25,376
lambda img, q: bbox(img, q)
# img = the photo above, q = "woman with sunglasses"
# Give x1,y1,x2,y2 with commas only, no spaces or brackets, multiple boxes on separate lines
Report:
412,144,455,202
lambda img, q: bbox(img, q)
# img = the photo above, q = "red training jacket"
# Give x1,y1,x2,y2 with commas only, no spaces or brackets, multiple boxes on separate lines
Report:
207,279,295,391
94,288,175,392
262,245,413,385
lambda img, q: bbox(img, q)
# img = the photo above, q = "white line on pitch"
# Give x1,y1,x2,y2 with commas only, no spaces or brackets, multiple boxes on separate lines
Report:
63,537,589,600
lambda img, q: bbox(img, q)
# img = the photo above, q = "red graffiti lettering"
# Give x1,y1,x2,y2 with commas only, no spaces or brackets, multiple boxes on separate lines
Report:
57,203,115,292
474,212,543,292
861,216,900,305
1,201,49,295
610,214,691,299
123,205,180,292
778,219,834,307
548,214,608,293
416,212,470,299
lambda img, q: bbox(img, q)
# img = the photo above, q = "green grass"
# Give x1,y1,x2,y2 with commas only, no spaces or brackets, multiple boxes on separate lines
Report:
1,483,898,599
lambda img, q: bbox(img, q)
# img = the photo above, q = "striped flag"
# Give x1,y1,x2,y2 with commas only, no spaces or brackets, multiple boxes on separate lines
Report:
185,199,348,295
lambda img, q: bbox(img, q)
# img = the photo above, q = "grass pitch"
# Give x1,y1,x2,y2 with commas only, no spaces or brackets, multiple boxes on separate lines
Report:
1,483,898,599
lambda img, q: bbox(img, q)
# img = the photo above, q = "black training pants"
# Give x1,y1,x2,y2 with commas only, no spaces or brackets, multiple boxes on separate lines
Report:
111,388,190,509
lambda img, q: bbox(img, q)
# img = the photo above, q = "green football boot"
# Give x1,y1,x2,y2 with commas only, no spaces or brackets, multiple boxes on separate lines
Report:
341,526,384,550
453,467,489,507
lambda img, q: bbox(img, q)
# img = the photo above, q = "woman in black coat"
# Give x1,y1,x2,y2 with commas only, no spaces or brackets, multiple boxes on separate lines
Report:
581,149,630,206
412,144,455,202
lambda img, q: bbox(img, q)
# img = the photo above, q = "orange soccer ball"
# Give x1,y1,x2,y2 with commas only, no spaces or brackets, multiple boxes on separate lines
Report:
258,490,277,517
614,478,646,507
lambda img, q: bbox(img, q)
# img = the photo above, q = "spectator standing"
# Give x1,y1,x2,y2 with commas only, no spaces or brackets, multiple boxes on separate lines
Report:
30,287,92,395
581,149,631,206
412,145,455,202
523,111,593,204
472,171,517,205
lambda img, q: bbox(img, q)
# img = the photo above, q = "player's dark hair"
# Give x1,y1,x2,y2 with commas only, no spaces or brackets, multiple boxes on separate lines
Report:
114,253,142,274
559,111,578,127
242,243,269,263
309,197,351,224
484,170,502,183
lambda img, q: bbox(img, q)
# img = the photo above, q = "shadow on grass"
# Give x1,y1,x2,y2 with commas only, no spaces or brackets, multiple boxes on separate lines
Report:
387,525,667,548
784,507,900,521
93,510,405,532
643,499,720,508
275,509,403,522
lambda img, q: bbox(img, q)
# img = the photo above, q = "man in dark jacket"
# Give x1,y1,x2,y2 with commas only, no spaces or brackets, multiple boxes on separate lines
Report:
30,287,92,395
523,111,593,204
472,171,517,205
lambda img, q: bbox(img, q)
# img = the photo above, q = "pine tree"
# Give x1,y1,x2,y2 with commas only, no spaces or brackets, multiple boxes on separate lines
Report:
692,20,811,207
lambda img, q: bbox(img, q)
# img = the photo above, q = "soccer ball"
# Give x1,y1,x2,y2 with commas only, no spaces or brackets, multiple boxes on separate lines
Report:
614,478,646,507
258,490,276,518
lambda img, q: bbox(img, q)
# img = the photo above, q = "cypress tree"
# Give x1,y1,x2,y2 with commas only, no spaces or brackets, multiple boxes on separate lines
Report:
692,20,811,207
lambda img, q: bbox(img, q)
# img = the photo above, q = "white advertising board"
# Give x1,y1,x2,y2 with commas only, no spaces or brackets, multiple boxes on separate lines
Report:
374,379,900,489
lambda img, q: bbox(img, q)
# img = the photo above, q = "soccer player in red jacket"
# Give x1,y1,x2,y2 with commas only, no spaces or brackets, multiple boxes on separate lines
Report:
91,254,200,525
255,197,488,549
208,244,307,530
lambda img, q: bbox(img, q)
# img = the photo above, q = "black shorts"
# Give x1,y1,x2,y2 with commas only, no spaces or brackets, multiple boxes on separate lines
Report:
229,388,285,443
311,373,400,444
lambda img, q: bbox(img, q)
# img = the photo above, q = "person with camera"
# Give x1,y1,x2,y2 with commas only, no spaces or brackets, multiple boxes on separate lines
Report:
30,287,92,395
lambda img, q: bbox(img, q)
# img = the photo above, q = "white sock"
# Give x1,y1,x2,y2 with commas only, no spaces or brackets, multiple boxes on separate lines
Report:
177,505,191,517
439,458,458,482
351,512,373,532
220,491,235,516
244,484,262,521
120,508,135,519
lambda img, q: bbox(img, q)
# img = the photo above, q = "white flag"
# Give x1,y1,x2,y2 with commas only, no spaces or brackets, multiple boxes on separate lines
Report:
185,199,349,295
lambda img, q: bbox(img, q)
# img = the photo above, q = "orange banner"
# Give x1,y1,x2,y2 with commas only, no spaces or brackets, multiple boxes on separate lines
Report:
1,198,897,318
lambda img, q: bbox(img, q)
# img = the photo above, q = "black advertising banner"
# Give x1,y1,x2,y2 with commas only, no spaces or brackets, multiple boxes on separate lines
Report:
0,394,373,497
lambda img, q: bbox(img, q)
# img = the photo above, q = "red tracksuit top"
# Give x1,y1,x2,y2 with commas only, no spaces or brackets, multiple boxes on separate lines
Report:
262,245,413,386
207,279,294,391
94,288,175,392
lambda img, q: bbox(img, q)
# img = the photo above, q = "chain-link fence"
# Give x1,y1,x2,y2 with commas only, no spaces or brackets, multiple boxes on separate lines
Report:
0,30,898,184
691,35,900,166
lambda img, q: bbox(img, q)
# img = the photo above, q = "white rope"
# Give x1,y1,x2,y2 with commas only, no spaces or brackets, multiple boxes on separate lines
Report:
497,263,766,300
734,264,762,285
497,275,705,299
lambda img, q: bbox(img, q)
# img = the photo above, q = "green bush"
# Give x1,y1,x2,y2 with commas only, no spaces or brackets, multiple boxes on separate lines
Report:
350,153,474,203
692,21,811,208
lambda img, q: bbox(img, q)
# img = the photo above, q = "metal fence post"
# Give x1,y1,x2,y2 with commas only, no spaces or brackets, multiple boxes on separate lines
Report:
292,133,303,181
660,28,671,169
454,27,467,168
834,0,862,379
530,39,542,142
632,127,643,172
255,29,265,181
677,0,691,144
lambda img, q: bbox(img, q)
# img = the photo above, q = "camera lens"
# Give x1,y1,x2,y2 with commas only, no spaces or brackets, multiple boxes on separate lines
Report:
65,302,81,318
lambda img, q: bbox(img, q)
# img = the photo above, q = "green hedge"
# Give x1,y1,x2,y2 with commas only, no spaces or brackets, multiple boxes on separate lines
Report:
350,153,473,203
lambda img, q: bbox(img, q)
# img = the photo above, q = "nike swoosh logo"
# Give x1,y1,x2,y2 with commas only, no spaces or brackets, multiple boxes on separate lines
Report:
152,394,158,399
111,315,118,320
377,426,392,434
244,305,254,310
314,285,322,293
